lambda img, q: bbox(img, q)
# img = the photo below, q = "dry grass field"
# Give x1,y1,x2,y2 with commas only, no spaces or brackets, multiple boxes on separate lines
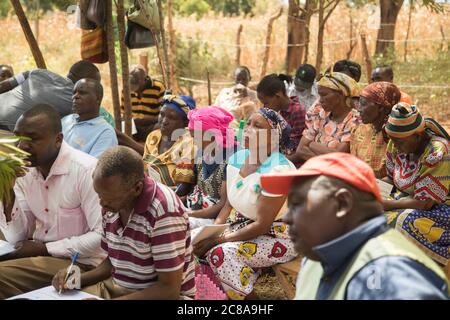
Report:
0,5,448,129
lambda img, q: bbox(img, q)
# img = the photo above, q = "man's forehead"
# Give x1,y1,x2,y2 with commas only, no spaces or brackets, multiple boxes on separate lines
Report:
288,176,318,197
15,115,49,132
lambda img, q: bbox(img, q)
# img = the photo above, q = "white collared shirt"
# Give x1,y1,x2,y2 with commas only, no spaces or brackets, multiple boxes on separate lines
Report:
0,142,106,266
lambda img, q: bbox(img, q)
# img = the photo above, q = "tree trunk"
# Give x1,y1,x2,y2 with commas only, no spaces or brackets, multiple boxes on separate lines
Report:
315,0,325,72
375,0,404,56
106,0,121,129
286,0,315,73
167,0,179,94
260,7,283,78
116,0,132,136
10,0,46,69
315,0,340,73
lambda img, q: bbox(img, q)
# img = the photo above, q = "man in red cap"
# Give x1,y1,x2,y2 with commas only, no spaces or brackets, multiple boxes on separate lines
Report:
261,152,449,300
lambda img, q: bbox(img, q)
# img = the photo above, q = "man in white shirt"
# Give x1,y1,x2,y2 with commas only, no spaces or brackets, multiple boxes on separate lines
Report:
287,64,319,111
0,104,105,299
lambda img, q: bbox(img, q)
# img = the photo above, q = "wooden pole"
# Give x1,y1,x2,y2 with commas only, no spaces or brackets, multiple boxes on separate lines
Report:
260,7,283,79
439,24,446,52
167,0,179,93
403,1,413,62
360,33,372,83
206,69,212,106
235,24,243,67
116,0,132,136
139,53,149,73
10,0,46,69
157,0,170,89
34,0,39,43
137,0,167,88
106,0,121,129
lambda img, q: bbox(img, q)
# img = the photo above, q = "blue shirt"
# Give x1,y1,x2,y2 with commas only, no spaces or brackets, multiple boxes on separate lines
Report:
309,215,449,300
62,114,118,158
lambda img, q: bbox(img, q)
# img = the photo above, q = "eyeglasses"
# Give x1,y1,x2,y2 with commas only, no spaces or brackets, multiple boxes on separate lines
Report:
162,94,187,109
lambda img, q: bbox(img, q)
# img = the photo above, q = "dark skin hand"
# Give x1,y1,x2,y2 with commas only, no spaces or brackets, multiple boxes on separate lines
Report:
116,128,145,155
383,197,434,211
0,240,49,262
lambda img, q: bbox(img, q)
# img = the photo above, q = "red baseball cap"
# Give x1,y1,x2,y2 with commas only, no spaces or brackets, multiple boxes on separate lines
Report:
260,153,382,202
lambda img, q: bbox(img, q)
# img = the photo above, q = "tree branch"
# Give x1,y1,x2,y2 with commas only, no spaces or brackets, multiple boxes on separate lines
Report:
322,0,341,26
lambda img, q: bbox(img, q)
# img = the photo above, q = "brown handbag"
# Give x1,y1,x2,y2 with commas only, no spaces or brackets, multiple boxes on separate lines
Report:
80,27,108,64
78,0,96,30
87,0,106,27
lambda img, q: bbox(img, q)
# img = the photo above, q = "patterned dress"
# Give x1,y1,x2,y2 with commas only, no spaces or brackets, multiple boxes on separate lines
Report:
143,129,195,186
385,135,450,265
303,103,361,148
350,124,388,178
205,149,297,300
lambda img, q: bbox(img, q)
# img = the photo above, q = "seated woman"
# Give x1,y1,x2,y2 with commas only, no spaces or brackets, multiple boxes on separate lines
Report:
383,103,450,266
143,95,196,193
289,71,360,165
193,108,297,300
186,106,237,228
256,74,305,155
351,82,401,178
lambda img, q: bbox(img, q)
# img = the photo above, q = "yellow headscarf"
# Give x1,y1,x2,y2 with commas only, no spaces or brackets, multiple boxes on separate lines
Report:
318,71,360,98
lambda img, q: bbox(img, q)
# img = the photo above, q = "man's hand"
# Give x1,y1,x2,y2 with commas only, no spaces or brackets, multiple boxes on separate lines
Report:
52,268,72,293
13,240,49,259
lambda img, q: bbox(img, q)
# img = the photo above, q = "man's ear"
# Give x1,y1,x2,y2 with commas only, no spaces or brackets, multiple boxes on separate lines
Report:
55,132,63,148
335,188,353,218
133,180,144,196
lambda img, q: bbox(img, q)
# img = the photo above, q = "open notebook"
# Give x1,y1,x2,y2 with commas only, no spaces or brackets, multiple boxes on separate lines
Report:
8,286,102,300
191,224,229,245
376,179,394,199
0,240,15,257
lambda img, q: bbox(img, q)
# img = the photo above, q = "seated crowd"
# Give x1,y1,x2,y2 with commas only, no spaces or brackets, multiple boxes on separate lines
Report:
0,58,448,300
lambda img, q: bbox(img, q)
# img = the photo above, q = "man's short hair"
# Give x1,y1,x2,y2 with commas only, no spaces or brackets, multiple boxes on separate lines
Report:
69,60,100,82
79,78,104,102
375,64,394,79
20,104,62,134
96,146,144,187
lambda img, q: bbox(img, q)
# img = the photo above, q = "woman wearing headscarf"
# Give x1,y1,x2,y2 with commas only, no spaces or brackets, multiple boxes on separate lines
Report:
186,106,238,228
193,108,297,300
351,82,401,178
289,71,361,164
383,103,450,266
143,95,196,191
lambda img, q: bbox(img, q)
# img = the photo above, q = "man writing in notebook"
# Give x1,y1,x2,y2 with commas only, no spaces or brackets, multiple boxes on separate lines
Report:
53,146,195,299
0,104,105,299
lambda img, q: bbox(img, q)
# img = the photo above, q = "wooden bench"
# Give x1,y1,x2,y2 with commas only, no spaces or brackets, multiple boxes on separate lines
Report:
272,256,302,300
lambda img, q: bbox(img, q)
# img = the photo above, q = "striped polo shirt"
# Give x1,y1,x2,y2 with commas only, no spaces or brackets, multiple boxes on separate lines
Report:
101,176,196,297
122,79,166,119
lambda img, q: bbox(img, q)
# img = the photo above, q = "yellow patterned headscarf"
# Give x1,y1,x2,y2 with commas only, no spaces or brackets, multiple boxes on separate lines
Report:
318,71,360,98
